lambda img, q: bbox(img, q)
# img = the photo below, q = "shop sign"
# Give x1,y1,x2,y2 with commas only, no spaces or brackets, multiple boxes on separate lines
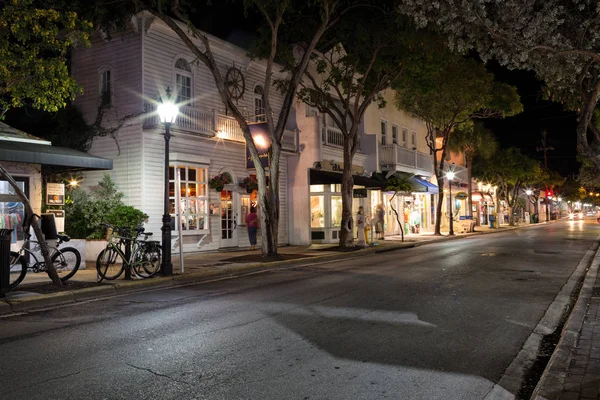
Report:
313,160,365,175
46,183,65,206
455,191,468,200
353,189,367,198
246,122,271,169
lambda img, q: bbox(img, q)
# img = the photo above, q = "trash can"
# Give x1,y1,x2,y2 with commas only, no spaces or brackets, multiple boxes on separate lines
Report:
0,229,13,294
489,214,496,229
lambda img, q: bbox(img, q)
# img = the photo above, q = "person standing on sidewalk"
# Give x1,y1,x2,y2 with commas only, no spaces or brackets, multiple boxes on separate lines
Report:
375,204,385,240
246,206,258,250
356,206,366,247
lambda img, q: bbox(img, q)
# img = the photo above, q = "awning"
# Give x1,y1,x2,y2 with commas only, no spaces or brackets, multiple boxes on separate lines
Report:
0,140,113,170
408,175,439,194
309,169,385,189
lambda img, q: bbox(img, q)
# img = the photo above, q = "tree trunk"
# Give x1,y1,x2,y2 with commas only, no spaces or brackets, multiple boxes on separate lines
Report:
0,165,62,287
466,157,474,231
339,142,355,248
389,192,404,242
434,170,444,236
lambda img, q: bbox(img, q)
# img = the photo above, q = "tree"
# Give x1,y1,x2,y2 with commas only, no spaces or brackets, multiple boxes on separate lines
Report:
87,0,363,256
399,0,600,175
298,5,420,247
0,0,90,119
382,175,414,241
447,121,498,226
394,53,522,235
473,147,543,226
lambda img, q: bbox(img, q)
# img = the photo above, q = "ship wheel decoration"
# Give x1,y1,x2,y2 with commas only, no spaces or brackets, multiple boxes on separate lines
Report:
225,65,246,103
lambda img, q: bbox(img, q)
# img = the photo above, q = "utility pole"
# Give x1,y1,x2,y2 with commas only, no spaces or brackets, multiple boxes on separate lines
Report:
537,130,554,222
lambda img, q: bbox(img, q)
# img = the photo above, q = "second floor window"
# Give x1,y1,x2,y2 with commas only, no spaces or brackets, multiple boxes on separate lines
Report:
402,127,408,147
175,58,192,104
392,125,398,145
411,131,417,148
381,120,387,145
254,85,265,122
100,70,111,106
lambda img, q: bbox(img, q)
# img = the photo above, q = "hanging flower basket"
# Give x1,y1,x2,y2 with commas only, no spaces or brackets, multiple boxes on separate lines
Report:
209,173,232,192
240,176,258,194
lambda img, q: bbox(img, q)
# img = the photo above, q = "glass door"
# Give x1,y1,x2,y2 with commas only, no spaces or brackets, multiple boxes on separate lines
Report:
220,190,238,247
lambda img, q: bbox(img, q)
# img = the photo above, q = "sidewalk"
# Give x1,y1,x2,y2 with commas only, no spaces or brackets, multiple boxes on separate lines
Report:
532,234,600,400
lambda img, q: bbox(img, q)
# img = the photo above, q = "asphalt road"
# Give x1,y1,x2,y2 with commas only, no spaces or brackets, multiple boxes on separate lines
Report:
1,220,599,400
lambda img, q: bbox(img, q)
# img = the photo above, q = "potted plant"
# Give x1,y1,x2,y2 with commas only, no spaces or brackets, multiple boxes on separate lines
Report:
209,173,232,192
240,176,258,194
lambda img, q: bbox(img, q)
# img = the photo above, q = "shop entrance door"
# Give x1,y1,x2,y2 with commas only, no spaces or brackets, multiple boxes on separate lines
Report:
383,193,399,236
220,190,238,247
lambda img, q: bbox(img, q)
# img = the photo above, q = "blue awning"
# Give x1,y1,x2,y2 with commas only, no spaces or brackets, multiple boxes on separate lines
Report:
409,176,439,194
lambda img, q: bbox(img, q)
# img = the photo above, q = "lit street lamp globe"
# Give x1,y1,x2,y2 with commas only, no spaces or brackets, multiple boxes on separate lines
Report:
158,101,179,124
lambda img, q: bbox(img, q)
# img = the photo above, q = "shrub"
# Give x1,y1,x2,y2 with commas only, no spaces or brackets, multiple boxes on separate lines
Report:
64,174,147,239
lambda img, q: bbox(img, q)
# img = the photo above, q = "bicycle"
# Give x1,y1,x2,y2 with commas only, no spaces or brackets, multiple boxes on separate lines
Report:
9,229,82,290
96,224,161,282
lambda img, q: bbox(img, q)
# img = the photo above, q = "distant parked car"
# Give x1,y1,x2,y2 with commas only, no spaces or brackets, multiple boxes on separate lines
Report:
569,210,584,220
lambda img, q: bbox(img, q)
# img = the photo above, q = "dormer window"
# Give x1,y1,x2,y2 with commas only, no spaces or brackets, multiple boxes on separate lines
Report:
175,58,192,105
100,69,111,106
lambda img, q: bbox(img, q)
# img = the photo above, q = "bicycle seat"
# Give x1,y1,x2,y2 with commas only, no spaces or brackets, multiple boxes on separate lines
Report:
134,227,145,233
57,234,70,242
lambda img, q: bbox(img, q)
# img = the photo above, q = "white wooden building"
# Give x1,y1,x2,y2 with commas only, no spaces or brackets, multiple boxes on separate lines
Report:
71,13,297,253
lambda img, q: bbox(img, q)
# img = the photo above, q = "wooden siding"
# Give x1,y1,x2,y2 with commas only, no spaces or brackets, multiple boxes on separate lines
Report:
142,20,285,126
142,129,289,252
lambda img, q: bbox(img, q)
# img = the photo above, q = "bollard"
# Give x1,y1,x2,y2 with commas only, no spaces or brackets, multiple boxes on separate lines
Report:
0,229,14,295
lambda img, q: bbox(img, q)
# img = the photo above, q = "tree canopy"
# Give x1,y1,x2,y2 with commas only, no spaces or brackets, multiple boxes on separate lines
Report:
0,0,91,119
399,0,600,172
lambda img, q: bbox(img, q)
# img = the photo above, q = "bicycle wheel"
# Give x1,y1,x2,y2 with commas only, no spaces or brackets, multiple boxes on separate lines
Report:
50,247,81,282
96,248,125,281
9,251,27,290
133,244,161,278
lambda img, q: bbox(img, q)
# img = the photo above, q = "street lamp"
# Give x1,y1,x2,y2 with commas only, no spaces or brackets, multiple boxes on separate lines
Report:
157,87,179,276
446,171,455,236
525,189,532,222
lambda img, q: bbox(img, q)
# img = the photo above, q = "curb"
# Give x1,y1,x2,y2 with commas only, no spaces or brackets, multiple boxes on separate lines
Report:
6,291,76,313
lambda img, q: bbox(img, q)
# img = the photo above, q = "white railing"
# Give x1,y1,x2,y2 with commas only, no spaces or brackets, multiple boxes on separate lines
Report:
216,114,244,142
143,103,297,152
322,125,344,147
380,144,433,173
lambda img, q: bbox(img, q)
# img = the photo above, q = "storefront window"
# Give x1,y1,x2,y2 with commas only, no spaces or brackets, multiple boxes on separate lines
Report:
169,165,208,232
310,185,325,193
310,196,325,228
331,196,342,226
0,178,27,243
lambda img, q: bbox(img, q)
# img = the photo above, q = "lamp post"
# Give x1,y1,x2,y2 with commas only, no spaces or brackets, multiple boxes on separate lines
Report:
446,171,455,236
157,87,179,276
525,189,532,221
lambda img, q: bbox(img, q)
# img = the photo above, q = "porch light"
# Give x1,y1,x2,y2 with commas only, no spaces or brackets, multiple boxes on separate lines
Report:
525,189,532,196
69,180,79,188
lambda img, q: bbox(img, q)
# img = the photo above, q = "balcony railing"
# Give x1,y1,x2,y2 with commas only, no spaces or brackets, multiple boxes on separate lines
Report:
143,103,297,152
322,125,344,147
380,144,433,173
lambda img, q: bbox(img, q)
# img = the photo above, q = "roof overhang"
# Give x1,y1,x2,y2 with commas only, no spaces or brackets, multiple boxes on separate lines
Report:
0,140,113,170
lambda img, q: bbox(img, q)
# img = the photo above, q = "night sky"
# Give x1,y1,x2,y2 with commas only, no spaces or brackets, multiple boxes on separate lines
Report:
483,61,579,177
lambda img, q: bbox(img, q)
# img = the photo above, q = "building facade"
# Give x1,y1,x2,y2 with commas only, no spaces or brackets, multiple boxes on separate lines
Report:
72,14,296,253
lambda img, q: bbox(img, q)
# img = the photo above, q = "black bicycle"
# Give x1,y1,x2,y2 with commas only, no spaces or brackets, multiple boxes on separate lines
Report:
96,224,161,282
9,231,82,289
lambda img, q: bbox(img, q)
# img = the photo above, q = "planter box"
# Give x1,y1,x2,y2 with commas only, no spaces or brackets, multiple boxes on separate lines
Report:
68,239,87,269
85,240,107,263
